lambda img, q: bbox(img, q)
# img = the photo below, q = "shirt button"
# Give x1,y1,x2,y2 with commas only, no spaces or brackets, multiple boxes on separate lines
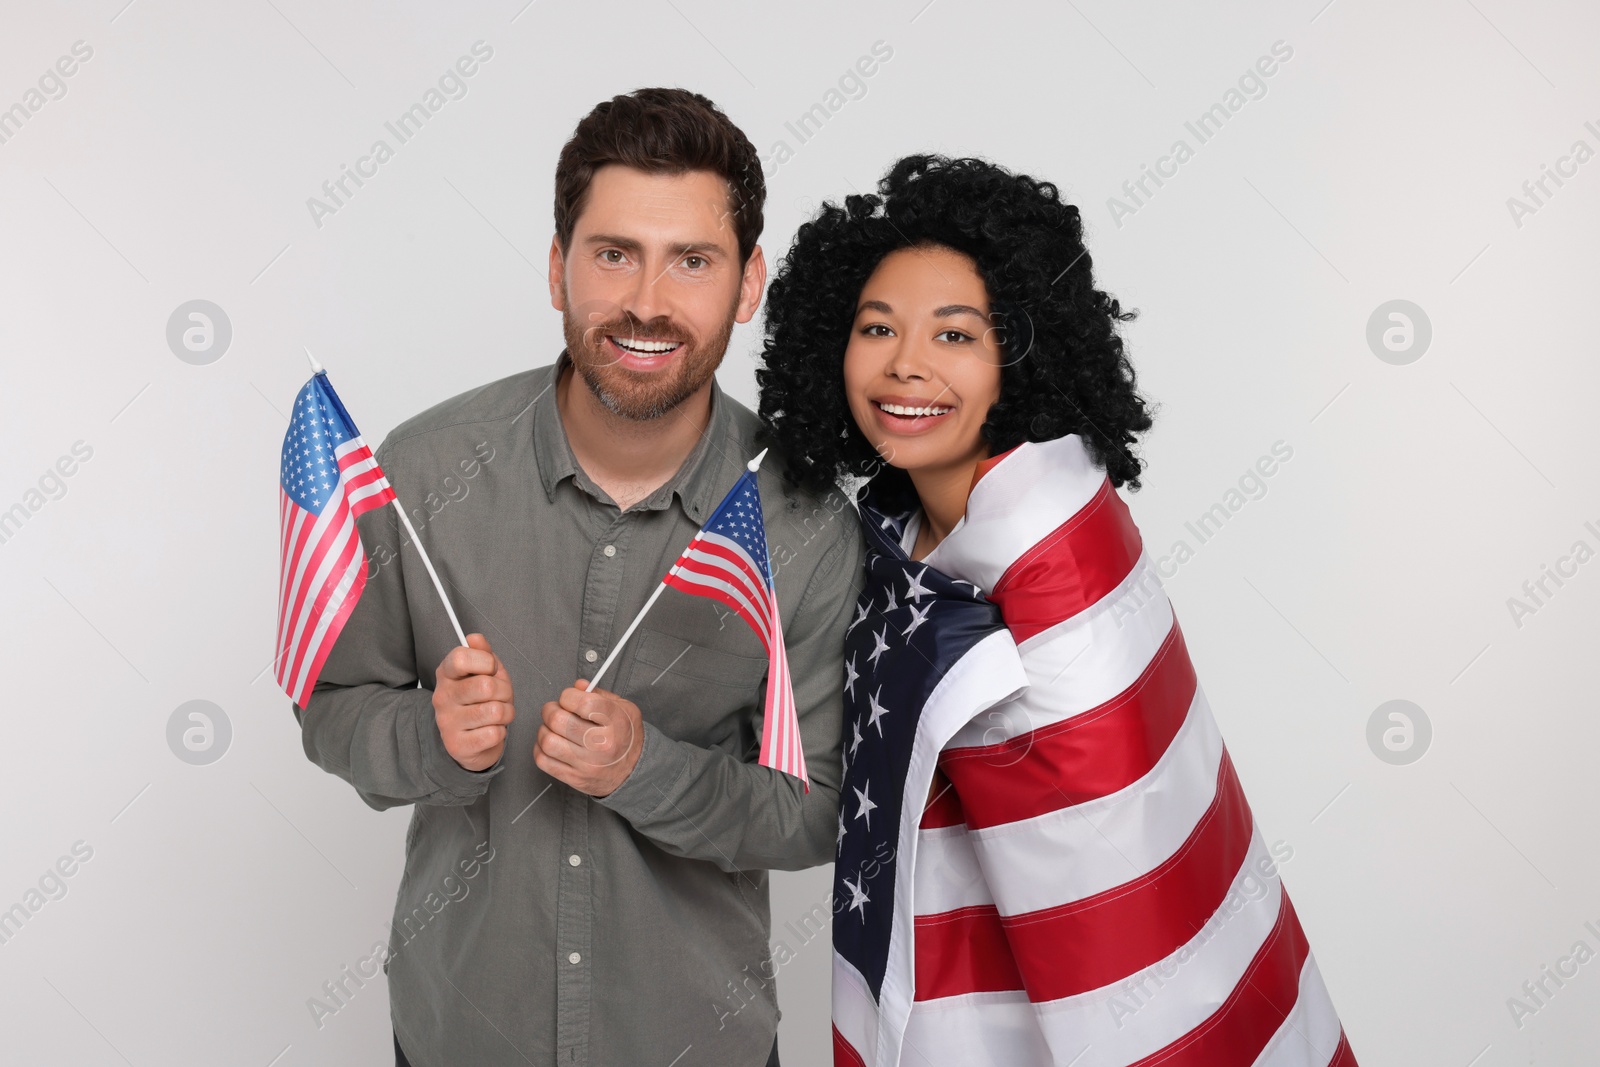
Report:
603,544,616,557
584,649,598,663
568,952,582,965
568,854,582,867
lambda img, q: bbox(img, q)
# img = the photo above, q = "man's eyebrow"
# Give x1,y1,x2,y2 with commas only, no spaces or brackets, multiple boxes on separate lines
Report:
582,233,732,259
584,233,643,251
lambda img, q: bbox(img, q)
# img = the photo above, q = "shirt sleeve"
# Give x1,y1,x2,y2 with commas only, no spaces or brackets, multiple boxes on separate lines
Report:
597,524,865,873
292,452,504,811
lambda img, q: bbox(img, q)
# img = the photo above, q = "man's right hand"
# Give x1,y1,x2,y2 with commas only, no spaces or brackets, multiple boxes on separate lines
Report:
433,633,515,772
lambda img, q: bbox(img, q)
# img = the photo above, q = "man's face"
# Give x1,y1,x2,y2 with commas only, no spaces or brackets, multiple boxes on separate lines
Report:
550,166,765,421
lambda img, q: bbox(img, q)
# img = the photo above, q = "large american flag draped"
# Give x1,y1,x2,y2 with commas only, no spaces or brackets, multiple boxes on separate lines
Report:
832,436,1356,1067
275,372,396,709
661,466,805,788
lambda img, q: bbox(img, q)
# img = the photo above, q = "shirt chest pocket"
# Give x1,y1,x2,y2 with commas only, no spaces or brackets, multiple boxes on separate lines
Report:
621,625,769,756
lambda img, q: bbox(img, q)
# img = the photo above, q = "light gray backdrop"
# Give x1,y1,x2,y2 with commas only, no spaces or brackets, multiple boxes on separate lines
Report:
2,0,1596,1063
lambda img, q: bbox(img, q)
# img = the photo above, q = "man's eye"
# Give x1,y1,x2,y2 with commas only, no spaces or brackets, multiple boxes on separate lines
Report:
683,255,707,269
601,249,625,263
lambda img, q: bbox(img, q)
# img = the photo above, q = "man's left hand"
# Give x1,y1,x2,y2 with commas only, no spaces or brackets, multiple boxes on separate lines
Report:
535,680,645,797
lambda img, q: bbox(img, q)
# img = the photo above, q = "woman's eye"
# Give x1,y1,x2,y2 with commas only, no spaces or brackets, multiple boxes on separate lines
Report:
860,323,893,337
937,329,973,343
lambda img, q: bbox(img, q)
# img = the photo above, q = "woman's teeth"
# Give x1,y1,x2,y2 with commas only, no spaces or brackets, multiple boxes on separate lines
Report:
877,401,952,417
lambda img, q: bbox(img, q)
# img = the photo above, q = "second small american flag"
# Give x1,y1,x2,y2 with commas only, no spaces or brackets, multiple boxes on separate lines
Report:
661,466,805,790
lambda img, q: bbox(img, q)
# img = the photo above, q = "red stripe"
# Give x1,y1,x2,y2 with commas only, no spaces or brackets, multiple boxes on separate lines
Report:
689,539,771,611
914,903,1024,1000
986,477,1143,643
282,526,361,694
919,770,965,829
939,622,1196,829
666,571,772,651
914,754,1253,1003
1126,895,1321,1067
672,555,771,633
289,552,370,709
832,1026,868,1067
277,497,325,652
1328,1032,1358,1067
279,492,355,664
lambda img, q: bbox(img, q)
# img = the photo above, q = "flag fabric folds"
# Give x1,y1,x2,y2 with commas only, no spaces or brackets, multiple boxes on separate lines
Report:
832,435,1356,1067
662,467,805,789
275,372,396,708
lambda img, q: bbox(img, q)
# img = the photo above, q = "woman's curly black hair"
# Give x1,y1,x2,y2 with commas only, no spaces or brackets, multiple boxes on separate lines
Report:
757,154,1153,509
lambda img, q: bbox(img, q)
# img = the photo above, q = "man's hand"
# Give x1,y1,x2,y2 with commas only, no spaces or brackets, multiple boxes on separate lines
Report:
535,680,644,797
433,633,515,772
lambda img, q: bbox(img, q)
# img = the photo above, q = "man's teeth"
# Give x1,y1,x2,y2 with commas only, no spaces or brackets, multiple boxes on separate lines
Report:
877,401,953,417
610,336,680,354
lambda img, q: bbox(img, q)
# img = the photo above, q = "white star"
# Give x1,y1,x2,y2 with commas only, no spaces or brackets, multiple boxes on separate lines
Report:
849,719,864,761
903,603,932,638
867,627,890,668
882,587,899,614
905,566,934,603
837,811,848,848
867,687,891,737
846,602,869,636
844,655,859,699
853,781,879,830
845,873,870,919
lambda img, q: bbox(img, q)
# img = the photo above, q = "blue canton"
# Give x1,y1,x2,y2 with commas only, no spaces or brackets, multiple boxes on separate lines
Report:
832,485,1009,999
703,471,773,583
280,374,362,515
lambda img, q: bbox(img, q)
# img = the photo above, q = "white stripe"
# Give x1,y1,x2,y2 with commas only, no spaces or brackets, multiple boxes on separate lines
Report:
901,991,1055,1066
977,689,1222,916
922,435,1106,593
1027,833,1288,1067
913,822,992,914
285,549,363,703
671,565,772,645
943,552,1174,748
874,630,1028,1067
832,952,880,1065
924,688,1223,917
279,506,358,693
276,499,313,651
698,530,769,588
1250,956,1344,1067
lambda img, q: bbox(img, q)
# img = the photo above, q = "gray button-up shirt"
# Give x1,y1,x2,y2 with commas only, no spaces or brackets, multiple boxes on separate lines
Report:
295,356,863,1067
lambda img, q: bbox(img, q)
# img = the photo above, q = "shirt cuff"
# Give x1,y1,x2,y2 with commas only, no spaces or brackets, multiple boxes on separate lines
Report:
416,697,505,797
596,720,688,822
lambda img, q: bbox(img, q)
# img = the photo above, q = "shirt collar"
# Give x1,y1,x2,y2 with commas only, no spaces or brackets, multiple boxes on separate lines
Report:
532,351,736,522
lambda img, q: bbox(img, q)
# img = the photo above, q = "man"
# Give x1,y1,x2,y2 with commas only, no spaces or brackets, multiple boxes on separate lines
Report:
295,88,863,1067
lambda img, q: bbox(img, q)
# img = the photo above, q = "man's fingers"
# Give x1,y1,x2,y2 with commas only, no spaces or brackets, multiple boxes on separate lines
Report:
535,724,585,768
439,644,499,681
457,724,506,758
461,700,514,730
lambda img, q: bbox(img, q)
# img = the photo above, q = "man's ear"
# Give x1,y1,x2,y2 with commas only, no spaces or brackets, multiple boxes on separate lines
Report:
548,236,567,311
734,244,767,325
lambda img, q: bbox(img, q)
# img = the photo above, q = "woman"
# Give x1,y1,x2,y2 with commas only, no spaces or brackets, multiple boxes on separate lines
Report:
758,156,1356,1067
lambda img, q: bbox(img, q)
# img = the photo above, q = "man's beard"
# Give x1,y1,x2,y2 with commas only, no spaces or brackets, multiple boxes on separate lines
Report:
562,304,735,421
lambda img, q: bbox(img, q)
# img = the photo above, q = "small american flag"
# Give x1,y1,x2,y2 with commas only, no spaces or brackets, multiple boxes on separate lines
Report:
276,371,396,708
663,466,805,789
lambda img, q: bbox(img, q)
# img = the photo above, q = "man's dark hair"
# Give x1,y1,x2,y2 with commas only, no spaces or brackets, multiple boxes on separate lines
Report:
554,88,765,263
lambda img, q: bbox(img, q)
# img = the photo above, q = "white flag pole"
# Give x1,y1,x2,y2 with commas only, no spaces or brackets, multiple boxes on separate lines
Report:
586,447,768,691
306,347,469,648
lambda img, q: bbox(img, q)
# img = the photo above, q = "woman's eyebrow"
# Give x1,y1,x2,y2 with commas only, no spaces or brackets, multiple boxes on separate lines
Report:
857,299,893,314
933,303,988,319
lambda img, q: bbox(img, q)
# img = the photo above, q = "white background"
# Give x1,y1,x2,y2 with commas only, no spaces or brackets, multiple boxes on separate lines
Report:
1,0,1596,1064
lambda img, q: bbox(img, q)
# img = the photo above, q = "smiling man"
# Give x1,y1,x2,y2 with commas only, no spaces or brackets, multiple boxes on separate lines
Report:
294,89,863,1067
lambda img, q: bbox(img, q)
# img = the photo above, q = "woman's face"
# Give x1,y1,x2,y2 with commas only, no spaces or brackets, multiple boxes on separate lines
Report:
843,245,1004,476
